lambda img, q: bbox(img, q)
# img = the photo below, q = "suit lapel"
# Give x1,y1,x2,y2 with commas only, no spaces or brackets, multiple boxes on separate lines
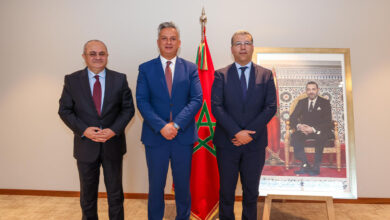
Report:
101,68,113,117
313,97,322,112
228,64,245,104
80,68,100,116
303,98,309,113
244,63,256,104
171,57,183,98
155,57,171,99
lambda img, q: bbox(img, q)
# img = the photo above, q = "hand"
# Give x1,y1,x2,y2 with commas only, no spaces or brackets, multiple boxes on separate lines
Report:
297,124,303,131
232,130,256,146
304,126,315,135
95,128,116,143
83,127,102,141
83,127,116,143
297,123,309,132
302,125,315,135
160,123,178,140
232,138,243,147
298,124,314,135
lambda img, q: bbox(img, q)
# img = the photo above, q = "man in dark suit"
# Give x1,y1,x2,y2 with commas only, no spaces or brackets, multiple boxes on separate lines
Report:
211,31,277,220
290,81,334,176
136,22,202,220
59,40,134,220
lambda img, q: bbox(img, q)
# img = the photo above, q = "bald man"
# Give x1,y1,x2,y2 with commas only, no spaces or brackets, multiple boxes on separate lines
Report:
59,40,134,220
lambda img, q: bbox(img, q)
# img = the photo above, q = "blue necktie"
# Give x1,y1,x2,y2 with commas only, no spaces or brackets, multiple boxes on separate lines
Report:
239,66,248,99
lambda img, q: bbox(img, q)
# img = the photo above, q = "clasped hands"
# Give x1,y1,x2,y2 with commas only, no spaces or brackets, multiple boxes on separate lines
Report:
160,122,178,140
83,127,116,143
297,124,315,135
232,130,256,147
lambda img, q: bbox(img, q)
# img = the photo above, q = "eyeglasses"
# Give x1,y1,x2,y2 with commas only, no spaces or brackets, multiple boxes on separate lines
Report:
233,41,253,47
86,52,107,57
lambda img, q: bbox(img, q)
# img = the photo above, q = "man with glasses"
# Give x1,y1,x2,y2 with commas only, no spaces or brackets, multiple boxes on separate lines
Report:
211,31,276,219
136,22,202,220
59,40,134,220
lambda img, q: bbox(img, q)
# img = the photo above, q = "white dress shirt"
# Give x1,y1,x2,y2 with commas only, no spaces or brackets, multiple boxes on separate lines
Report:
160,56,177,80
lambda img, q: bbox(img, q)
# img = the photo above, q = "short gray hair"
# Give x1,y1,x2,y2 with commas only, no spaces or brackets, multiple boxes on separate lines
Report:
83,39,107,54
158,22,180,38
231,30,253,46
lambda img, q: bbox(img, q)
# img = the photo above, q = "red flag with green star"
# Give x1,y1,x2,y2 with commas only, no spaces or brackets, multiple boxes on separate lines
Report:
190,26,219,220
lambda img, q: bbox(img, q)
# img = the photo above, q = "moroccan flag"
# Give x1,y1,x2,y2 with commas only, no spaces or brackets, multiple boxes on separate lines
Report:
266,68,281,158
190,26,219,220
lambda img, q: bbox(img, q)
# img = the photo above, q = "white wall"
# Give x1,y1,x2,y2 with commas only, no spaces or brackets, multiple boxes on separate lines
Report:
0,0,389,197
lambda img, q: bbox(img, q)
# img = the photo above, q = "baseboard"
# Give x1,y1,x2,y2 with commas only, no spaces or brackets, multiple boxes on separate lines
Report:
0,189,80,197
1,189,390,204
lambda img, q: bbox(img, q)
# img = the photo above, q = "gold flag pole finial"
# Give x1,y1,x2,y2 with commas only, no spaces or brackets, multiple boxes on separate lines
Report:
200,7,207,43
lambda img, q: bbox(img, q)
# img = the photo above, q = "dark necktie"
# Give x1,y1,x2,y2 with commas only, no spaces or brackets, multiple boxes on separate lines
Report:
165,61,172,97
239,66,248,99
93,75,102,116
309,101,314,112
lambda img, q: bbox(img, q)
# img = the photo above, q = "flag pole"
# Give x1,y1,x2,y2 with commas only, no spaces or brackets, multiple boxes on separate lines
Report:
190,8,219,220
200,7,207,43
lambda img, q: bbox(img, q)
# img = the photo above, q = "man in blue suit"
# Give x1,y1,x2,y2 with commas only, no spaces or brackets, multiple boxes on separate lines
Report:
211,31,277,220
136,22,203,220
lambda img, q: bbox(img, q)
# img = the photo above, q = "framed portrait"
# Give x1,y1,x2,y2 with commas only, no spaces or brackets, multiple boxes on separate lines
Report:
254,48,357,199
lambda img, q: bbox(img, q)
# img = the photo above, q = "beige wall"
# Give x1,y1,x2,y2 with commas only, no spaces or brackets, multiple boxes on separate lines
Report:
0,0,389,197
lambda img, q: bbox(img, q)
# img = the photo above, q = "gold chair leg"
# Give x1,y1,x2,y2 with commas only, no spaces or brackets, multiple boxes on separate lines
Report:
336,147,341,172
285,146,289,170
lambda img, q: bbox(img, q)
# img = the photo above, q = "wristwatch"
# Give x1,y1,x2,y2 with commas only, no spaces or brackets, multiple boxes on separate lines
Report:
173,122,180,130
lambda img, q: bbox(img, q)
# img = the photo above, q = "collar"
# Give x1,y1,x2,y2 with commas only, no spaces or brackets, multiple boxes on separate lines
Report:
160,56,177,65
234,61,252,70
308,97,318,103
88,68,106,79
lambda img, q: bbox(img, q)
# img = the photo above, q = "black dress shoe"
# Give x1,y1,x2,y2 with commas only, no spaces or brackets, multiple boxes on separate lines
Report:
294,163,311,174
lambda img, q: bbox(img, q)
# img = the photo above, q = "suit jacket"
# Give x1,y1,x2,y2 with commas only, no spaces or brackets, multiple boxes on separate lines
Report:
59,68,135,162
136,56,203,146
290,96,334,139
211,63,277,151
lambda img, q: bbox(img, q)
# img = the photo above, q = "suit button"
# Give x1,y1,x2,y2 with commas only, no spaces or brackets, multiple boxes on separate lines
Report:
170,103,173,107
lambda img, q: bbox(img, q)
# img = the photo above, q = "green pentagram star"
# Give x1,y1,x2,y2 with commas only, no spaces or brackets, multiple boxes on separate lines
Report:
193,101,216,156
